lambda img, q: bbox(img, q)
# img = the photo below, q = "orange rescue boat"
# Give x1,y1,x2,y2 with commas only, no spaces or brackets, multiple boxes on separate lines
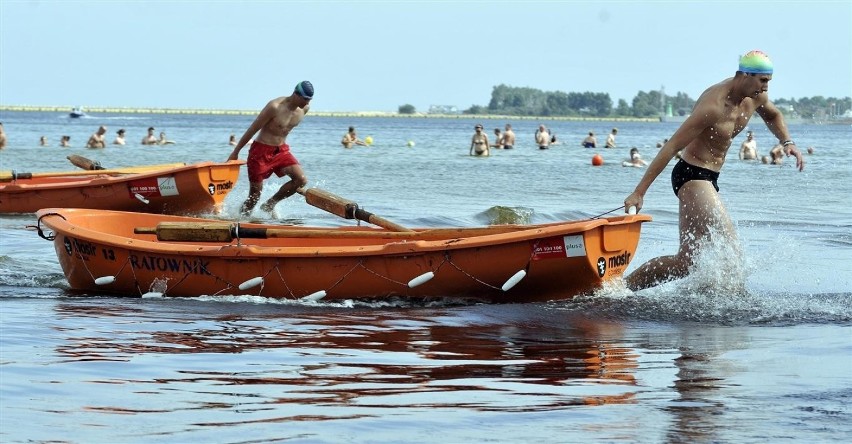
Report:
1,160,244,214
36,208,651,303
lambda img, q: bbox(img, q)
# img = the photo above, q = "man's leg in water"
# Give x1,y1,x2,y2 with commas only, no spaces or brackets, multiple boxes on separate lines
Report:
240,181,264,216
625,180,736,290
260,164,308,214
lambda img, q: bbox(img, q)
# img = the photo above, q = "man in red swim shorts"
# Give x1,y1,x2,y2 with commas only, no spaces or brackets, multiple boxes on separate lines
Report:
228,81,313,216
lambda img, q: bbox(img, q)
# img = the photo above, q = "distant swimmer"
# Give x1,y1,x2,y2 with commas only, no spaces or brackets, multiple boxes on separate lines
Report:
581,131,597,148
158,131,175,145
738,130,757,160
39,136,48,146
227,80,313,216
491,128,504,149
768,143,785,165
502,123,516,149
622,147,648,167
341,126,366,148
60,135,71,147
0,122,6,149
623,49,804,291
229,134,237,146
114,129,126,145
606,128,618,148
470,124,490,156
141,127,158,145
86,125,107,148
535,124,550,149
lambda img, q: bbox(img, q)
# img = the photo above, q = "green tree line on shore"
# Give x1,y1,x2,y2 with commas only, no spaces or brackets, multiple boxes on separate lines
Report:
456,84,851,119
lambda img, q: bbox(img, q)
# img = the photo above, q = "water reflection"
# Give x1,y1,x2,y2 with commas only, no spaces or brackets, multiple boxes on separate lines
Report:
52,301,639,416
663,329,744,443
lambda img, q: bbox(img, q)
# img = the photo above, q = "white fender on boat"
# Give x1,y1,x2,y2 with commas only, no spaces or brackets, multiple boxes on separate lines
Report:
501,270,527,291
238,276,264,291
134,193,150,204
407,271,435,288
94,276,116,285
301,290,327,302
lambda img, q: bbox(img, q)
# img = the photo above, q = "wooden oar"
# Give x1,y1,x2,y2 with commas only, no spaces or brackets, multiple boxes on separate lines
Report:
67,154,105,170
134,222,534,242
1,162,188,181
297,187,413,232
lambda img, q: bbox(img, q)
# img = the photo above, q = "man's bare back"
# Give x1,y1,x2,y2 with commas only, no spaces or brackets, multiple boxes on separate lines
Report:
503,129,515,146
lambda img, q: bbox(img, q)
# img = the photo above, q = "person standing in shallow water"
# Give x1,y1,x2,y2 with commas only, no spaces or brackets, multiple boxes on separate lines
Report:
228,81,313,216
502,123,516,149
623,50,804,291
469,124,490,156
86,125,107,148
739,130,757,160
141,127,158,145
341,126,366,148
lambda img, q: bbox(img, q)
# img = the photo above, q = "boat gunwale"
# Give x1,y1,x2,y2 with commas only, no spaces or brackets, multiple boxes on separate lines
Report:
0,160,245,192
37,208,652,258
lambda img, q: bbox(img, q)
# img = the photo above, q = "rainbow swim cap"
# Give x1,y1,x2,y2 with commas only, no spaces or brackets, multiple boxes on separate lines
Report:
738,50,773,74
294,81,314,100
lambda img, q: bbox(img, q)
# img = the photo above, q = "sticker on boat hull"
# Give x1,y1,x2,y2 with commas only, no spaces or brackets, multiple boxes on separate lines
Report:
128,176,179,198
532,234,587,260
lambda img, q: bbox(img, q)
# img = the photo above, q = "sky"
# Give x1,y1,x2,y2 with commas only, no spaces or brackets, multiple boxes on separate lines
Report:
1,0,850,112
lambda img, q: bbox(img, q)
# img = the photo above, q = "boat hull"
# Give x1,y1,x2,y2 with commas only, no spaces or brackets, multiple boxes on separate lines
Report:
37,208,652,303
1,161,244,214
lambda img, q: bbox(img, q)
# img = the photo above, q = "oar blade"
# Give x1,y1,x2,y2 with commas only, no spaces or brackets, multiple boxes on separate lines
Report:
153,222,235,242
299,187,357,219
297,187,412,232
67,154,104,170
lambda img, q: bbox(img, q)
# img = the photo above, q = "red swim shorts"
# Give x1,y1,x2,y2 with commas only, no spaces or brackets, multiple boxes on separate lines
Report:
246,141,300,183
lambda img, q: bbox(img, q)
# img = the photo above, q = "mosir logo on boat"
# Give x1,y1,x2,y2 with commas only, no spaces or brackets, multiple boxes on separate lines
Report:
532,234,586,260
208,181,234,195
63,236,96,260
596,252,632,277
128,176,179,198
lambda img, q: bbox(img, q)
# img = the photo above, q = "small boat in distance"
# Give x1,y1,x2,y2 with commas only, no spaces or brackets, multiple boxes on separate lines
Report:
69,107,86,118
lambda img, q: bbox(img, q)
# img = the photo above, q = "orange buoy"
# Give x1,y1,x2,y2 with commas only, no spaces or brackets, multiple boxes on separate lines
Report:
592,154,604,166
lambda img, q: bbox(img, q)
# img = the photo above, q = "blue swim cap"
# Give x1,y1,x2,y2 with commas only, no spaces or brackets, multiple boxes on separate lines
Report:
294,81,314,100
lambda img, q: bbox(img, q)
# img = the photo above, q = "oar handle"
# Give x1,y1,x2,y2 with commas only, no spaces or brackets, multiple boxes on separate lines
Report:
135,224,422,241
2,171,29,180
134,222,535,242
353,208,413,232
0,162,188,182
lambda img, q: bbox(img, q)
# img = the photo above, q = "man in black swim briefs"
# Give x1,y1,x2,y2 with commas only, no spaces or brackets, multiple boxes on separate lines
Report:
622,50,804,291
670,159,719,196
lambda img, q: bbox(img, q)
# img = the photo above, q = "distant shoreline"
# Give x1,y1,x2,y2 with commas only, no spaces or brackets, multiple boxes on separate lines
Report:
0,104,659,122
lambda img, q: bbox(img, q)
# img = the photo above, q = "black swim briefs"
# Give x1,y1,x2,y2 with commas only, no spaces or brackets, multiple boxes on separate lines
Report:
671,159,720,196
